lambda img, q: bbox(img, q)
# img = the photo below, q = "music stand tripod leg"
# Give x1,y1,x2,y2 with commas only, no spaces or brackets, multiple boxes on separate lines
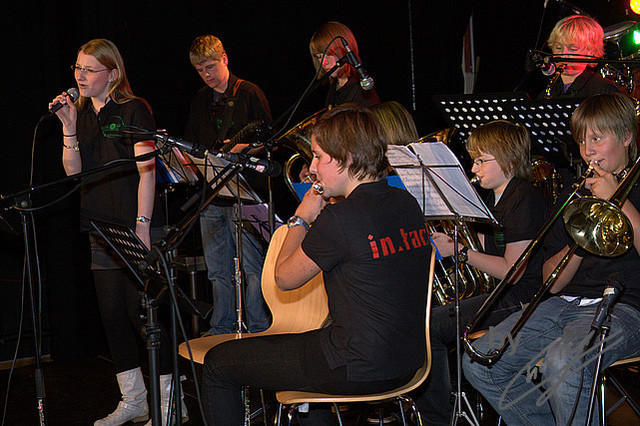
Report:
142,293,162,425
450,226,480,426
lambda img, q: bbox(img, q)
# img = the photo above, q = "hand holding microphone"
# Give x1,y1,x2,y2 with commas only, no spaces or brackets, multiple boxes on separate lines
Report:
49,88,80,131
49,87,79,113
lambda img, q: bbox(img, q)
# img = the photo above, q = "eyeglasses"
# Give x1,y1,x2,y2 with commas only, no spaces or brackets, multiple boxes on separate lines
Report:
472,158,497,166
71,65,111,74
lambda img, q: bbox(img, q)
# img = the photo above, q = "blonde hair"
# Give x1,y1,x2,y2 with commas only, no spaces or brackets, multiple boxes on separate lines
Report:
309,21,358,80
189,35,226,66
571,93,638,161
75,39,145,110
466,120,532,179
371,101,419,146
547,15,605,59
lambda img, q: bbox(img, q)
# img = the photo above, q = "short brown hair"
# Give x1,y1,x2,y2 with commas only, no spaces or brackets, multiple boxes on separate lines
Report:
311,104,388,180
571,93,638,161
466,120,532,179
189,35,226,66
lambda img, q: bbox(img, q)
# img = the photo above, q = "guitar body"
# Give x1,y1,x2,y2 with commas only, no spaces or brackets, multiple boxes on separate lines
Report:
178,225,328,364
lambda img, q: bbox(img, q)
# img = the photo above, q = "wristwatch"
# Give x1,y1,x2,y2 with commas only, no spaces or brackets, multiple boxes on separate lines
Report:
136,215,151,223
287,215,309,231
457,246,469,263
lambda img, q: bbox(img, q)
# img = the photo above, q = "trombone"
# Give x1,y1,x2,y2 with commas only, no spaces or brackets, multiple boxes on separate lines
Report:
463,158,640,365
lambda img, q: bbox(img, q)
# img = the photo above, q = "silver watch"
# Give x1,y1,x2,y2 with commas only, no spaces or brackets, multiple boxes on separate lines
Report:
287,215,309,231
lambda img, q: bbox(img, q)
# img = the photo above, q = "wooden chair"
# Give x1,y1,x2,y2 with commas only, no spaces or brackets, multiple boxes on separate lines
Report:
274,249,436,426
178,225,329,364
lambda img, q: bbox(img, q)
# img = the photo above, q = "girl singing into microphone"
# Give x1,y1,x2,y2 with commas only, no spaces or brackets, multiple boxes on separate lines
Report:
49,38,185,425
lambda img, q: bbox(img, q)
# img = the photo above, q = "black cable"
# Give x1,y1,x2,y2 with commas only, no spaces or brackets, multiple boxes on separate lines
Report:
270,36,341,141
0,257,28,426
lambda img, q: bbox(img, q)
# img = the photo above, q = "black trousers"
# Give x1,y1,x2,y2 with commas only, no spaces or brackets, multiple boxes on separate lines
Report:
93,268,172,375
201,329,413,425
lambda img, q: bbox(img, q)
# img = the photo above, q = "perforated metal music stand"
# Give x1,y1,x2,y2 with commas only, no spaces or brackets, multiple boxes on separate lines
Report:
432,92,529,143
433,92,582,160
510,97,582,157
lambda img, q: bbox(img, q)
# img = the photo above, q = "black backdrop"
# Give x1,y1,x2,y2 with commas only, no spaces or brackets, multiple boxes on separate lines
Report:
0,0,634,359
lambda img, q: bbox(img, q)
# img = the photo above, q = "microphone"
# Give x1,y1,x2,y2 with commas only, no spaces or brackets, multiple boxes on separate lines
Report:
218,152,282,177
539,57,557,77
49,88,79,113
339,38,374,90
528,50,558,76
160,134,208,159
590,276,624,331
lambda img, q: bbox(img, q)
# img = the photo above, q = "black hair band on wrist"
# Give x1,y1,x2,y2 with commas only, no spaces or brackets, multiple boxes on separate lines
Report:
63,134,77,137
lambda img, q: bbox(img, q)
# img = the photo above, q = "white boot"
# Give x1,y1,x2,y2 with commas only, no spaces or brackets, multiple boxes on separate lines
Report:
94,367,149,426
144,374,189,425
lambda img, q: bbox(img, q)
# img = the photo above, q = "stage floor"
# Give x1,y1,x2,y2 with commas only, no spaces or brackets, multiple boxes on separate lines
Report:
2,354,640,425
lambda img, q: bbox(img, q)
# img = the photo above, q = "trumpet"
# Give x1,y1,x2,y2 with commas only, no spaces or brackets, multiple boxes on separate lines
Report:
304,174,324,195
462,159,639,365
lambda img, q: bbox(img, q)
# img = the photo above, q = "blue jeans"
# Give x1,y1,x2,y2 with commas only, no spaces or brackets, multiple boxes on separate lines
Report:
200,204,270,334
462,296,640,425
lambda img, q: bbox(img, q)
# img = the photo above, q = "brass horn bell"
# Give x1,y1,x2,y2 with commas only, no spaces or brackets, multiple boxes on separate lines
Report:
563,196,634,257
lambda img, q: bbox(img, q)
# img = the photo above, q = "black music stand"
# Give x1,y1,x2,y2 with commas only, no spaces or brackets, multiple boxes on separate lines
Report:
432,92,529,145
186,150,269,336
388,141,496,426
89,219,167,426
510,97,582,159
433,93,582,165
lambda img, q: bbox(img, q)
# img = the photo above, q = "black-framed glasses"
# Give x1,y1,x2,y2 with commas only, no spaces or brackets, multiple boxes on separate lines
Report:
71,65,111,74
472,158,497,166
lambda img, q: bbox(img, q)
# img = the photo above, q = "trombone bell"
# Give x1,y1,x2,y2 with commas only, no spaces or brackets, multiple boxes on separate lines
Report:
563,196,634,257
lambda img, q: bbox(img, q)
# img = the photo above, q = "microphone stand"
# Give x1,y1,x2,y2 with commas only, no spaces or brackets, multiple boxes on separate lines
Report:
0,148,160,426
585,317,612,426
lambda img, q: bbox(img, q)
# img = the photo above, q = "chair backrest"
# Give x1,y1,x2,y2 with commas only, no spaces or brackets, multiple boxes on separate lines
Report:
276,248,435,404
260,225,329,334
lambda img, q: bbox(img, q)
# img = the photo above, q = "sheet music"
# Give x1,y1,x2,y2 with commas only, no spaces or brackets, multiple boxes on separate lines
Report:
187,152,262,203
156,147,200,184
387,145,421,167
386,142,494,222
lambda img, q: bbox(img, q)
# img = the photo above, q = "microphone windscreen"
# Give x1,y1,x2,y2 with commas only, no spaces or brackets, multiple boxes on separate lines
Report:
67,87,79,101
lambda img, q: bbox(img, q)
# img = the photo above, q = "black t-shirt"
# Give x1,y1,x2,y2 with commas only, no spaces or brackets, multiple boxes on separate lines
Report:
540,67,623,99
545,180,640,312
325,75,380,108
184,73,271,149
478,178,547,303
77,98,155,230
302,180,430,382
184,73,272,204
